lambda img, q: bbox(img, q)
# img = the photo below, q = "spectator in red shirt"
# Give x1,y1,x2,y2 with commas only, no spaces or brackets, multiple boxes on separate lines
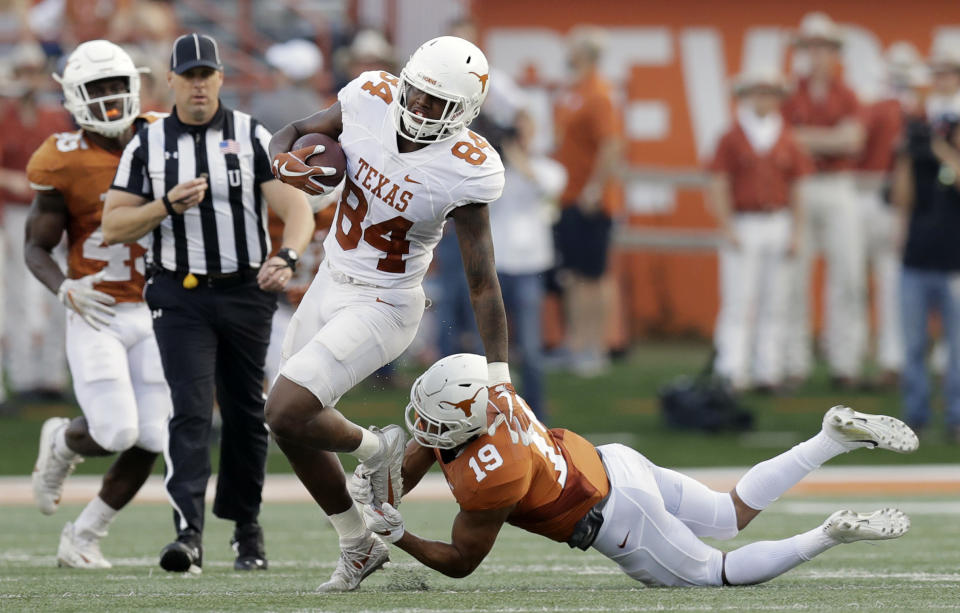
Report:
781,12,867,390
708,69,813,391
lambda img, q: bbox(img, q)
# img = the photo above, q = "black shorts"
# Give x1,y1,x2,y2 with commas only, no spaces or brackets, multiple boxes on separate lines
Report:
553,205,613,279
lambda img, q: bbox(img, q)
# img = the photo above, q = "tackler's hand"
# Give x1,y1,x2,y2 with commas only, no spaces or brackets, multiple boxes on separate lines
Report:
362,503,405,544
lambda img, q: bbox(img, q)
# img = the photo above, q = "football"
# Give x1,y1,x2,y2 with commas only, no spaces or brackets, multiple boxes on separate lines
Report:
291,132,346,187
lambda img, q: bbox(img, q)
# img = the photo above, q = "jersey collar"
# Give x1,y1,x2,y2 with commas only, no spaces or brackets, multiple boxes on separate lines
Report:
170,100,228,133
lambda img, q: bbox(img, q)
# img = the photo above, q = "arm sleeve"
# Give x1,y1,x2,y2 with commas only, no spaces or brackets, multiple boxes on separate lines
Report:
111,132,153,198
252,121,275,185
25,139,65,193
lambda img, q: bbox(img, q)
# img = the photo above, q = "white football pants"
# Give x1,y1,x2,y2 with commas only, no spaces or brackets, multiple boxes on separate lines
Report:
66,303,172,453
783,174,867,379
279,261,425,407
714,211,792,388
3,205,69,392
859,185,903,372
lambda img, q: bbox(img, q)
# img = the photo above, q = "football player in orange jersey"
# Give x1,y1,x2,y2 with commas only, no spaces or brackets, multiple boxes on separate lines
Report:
353,354,917,588
23,40,181,569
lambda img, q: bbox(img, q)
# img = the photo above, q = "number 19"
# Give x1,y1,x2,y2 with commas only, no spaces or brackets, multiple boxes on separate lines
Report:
467,444,503,482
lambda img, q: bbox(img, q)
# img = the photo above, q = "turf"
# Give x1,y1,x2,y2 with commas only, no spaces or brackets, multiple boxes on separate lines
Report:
2,341,959,478
1,497,957,612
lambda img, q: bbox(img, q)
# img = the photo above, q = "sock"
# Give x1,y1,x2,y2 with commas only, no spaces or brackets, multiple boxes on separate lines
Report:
349,427,381,463
328,504,368,544
53,424,80,461
723,524,836,585
735,431,849,510
74,496,118,541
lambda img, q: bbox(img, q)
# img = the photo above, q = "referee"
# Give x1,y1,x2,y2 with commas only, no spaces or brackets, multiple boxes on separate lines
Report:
102,33,314,574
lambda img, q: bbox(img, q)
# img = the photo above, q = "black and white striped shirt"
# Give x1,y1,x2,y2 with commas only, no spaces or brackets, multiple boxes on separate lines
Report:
111,104,275,275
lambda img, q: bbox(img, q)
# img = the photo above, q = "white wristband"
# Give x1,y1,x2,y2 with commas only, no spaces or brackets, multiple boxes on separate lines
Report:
487,361,511,385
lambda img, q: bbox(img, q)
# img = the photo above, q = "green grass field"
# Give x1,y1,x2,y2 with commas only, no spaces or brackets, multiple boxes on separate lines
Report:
2,497,958,612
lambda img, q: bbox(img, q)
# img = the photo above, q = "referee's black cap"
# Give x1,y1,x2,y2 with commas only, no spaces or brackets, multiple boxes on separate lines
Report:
170,33,222,75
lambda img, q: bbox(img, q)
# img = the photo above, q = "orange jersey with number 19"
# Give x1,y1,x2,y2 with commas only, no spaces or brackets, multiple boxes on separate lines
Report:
324,70,505,290
25,114,163,303
436,403,610,543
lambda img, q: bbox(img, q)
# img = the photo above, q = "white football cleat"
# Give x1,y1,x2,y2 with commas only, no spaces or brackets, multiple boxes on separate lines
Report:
360,425,406,508
822,406,919,453
57,522,112,569
824,508,910,544
32,417,83,515
316,534,389,592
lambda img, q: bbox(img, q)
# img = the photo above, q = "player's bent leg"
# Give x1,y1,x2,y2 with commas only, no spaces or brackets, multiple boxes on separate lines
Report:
722,508,909,585
650,463,738,540
32,417,84,515
592,444,724,587
733,406,917,526
59,446,158,569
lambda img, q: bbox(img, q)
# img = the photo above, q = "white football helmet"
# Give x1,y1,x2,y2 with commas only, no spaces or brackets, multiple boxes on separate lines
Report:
392,36,490,143
53,40,145,138
405,353,490,449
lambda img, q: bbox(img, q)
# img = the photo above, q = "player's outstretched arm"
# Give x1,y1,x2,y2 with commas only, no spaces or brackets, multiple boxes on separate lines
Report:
452,203,508,364
268,102,344,161
392,506,513,579
24,190,70,294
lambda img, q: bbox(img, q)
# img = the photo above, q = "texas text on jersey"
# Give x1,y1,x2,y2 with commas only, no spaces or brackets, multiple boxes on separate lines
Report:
26,113,164,303
324,70,505,289
436,401,610,542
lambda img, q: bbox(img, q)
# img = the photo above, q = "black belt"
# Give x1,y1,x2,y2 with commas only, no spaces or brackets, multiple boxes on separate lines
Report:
566,448,611,551
151,266,259,290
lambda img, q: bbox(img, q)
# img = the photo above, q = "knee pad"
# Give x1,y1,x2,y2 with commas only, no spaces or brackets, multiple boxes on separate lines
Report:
654,465,739,540
135,423,166,454
100,426,139,453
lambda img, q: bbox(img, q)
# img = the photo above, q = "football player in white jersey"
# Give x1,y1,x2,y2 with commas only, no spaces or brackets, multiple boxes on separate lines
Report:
267,36,522,591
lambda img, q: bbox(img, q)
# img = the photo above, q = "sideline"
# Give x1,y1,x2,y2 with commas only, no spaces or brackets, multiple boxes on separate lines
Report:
2,464,958,505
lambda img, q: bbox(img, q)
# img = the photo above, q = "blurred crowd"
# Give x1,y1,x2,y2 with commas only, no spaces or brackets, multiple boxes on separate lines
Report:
707,12,960,442
1,4,959,437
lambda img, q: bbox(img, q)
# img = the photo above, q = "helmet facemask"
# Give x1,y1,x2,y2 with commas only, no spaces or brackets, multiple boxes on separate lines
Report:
59,74,140,138
390,36,488,144
67,75,140,138
392,74,471,143
54,40,144,139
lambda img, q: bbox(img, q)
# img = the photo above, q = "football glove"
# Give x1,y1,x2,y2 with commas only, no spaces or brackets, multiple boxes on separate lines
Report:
57,270,116,331
348,467,374,506
271,146,338,196
362,503,405,544
487,383,532,445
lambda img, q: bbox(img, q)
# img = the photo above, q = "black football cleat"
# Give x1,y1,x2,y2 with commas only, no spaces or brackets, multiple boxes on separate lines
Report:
160,532,203,574
232,522,268,571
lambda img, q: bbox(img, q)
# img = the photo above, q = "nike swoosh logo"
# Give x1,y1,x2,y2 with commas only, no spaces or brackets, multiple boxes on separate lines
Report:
278,161,314,177
376,297,397,307
404,174,421,184
618,531,630,549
